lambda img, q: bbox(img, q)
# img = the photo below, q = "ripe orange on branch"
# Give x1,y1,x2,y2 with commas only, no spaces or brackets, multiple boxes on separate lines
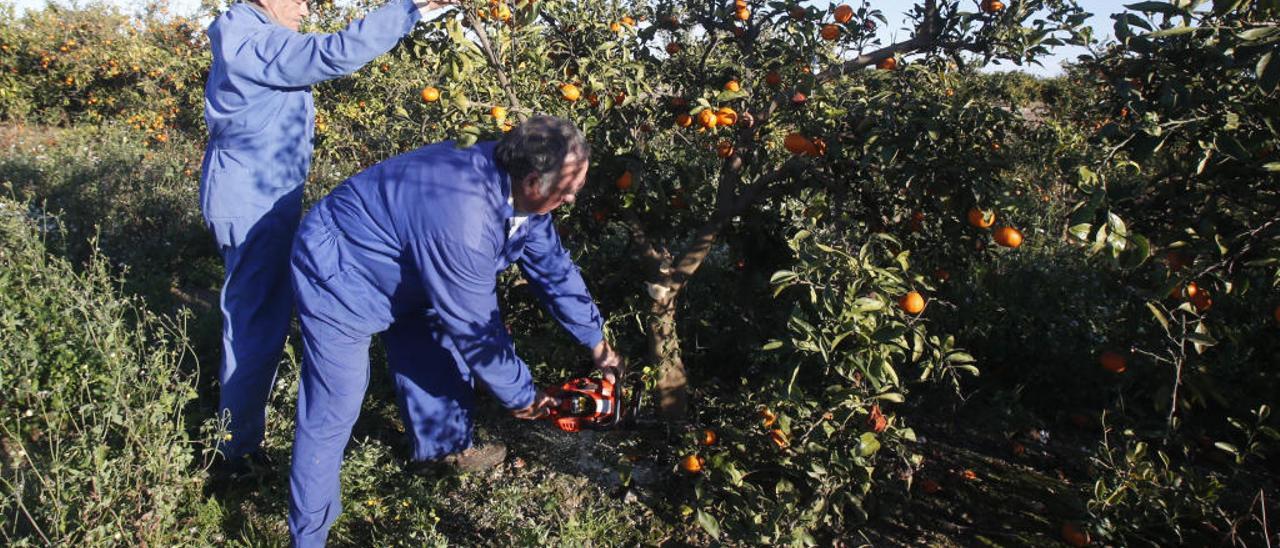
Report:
716,141,734,158
1099,351,1127,373
765,71,782,86
679,454,704,474
877,57,898,71
715,106,738,126
899,291,925,314
735,7,750,20
724,79,740,92
559,83,581,101
615,171,633,191
784,133,815,155
420,86,440,102
967,207,996,228
666,42,682,55
833,4,853,24
982,0,1007,14
675,113,693,127
820,24,840,41
697,109,718,129
700,429,718,446
993,226,1023,248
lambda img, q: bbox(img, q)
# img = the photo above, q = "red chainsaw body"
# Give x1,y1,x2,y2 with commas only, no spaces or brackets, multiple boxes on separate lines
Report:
544,376,618,432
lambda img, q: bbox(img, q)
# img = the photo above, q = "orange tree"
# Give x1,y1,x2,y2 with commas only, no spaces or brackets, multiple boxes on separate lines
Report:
0,1,207,142
1054,0,1280,542
345,0,1095,540
377,0,1090,419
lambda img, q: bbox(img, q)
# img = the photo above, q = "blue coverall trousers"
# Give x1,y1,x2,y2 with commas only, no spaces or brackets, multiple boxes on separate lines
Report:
209,194,301,459
286,210,477,546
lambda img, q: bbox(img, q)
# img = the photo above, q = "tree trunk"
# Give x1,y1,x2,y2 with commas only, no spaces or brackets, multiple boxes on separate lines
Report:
649,295,688,420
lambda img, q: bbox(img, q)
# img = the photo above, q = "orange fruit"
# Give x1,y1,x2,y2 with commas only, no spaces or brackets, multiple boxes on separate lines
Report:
666,42,682,55
791,91,808,105
920,478,941,494
724,79,740,92
560,83,581,101
1099,351,1126,373
809,137,827,157
982,0,1007,14
491,3,512,21
961,469,977,481
866,403,887,433
489,106,507,121
760,408,777,428
613,91,626,104
833,4,853,23
679,454,704,474
966,207,996,228
610,21,622,32
675,113,693,127
700,429,718,446
1011,441,1026,457
715,106,738,126
1061,522,1090,547
1171,281,1199,300
616,171,633,191
697,109,718,129
1164,251,1191,271
789,6,806,19
585,93,600,107
735,7,750,20
420,86,440,102
765,71,782,86
820,24,840,41
769,429,789,448
783,133,814,155
899,291,925,314
993,226,1023,248
716,141,734,158
620,15,635,26
877,57,898,70
1191,290,1213,312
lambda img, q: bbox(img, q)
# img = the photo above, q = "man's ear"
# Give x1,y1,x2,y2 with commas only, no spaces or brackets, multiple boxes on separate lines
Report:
519,173,542,195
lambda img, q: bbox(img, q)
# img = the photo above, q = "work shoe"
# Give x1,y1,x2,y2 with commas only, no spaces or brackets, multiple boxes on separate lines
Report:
212,451,275,483
410,441,508,476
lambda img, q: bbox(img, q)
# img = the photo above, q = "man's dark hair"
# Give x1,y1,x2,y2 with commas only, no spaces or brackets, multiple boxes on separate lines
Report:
495,116,590,194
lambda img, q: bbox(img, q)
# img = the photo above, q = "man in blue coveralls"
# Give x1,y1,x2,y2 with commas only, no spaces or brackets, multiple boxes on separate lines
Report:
200,0,447,471
287,116,621,545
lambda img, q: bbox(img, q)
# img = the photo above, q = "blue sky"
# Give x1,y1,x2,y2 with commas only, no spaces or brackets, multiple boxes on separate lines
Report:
7,0,1123,76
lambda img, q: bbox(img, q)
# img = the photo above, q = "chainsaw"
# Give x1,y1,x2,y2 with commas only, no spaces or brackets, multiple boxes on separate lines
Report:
542,362,634,432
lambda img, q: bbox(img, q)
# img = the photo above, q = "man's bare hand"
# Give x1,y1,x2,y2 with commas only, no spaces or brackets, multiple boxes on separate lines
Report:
591,340,622,384
511,388,557,420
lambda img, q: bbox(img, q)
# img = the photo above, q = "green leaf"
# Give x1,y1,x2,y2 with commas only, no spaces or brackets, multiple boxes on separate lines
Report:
762,340,784,351
1069,223,1094,242
857,432,881,457
1147,25,1199,38
1213,441,1239,455
1124,2,1185,15
871,325,907,343
1259,48,1280,94
1146,302,1170,332
695,509,721,539
770,270,799,285
876,392,905,403
1239,27,1280,42
1264,162,1280,172
1186,332,1217,347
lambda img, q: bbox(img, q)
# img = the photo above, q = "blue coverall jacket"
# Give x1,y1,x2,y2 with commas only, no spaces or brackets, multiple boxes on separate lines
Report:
287,141,604,545
200,0,424,460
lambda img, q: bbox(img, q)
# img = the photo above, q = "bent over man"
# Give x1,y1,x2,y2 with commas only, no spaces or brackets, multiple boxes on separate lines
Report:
200,0,443,467
287,117,620,545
